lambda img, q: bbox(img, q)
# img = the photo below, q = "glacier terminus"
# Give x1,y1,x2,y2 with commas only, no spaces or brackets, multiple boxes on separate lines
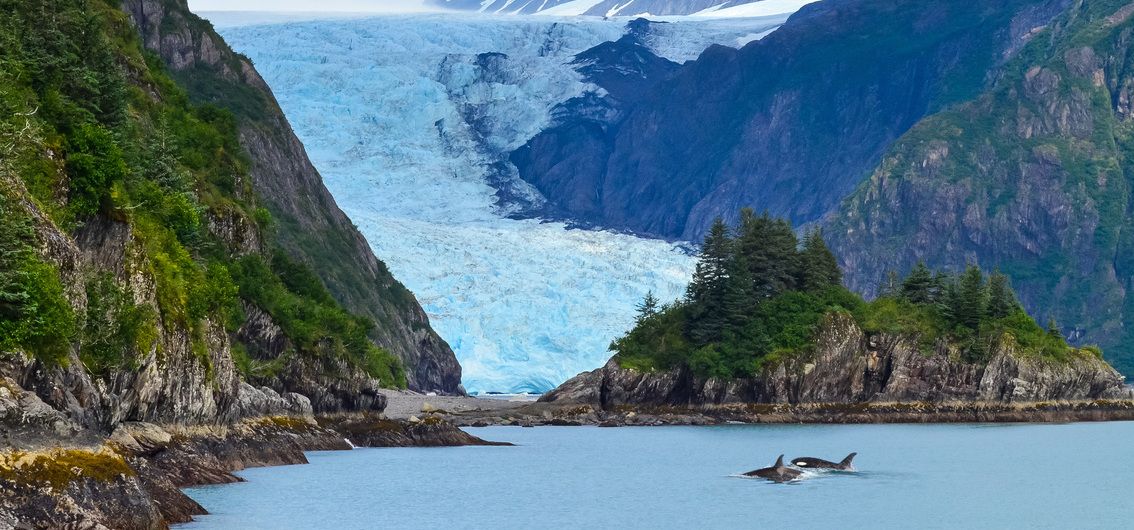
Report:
210,13,794,393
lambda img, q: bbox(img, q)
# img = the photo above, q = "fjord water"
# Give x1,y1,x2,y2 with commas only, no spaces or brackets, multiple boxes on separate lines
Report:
181,423,1134,529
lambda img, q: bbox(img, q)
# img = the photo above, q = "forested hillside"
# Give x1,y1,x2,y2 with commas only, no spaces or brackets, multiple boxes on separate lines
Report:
0,0,454,428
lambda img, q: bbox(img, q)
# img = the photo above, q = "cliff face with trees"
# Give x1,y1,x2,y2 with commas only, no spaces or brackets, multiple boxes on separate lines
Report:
543,212,1126,407
120,0,462,394
0,0,459,440
0,2,478,524
825,0,1134,377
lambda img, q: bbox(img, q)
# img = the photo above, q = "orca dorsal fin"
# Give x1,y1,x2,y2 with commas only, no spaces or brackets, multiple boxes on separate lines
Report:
774,454,785,469
841,452,857,467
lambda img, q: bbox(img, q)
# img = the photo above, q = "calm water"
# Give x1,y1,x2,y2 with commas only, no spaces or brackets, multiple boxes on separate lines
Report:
181,423,1134,529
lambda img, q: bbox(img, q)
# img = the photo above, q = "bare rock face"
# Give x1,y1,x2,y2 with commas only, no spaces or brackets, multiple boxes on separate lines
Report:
119,0,462,395
541,314,1127,408
227,383,314,421
234,303,388,414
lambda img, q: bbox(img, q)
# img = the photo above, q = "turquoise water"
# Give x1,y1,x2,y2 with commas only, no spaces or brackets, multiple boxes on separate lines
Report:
181,423,1134,529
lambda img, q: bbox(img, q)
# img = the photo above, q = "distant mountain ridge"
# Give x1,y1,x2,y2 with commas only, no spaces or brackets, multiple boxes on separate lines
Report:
512,0,1069,239
427,0,809,17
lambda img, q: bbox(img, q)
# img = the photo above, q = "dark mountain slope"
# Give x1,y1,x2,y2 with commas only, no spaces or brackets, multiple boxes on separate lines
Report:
513,0,1072,240
825,0,1134,376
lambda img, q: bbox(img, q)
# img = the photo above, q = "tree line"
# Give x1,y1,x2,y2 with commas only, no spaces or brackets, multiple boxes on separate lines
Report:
614,210,1086,379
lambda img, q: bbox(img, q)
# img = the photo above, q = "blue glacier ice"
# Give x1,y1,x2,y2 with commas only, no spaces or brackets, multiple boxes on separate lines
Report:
211,14,789,393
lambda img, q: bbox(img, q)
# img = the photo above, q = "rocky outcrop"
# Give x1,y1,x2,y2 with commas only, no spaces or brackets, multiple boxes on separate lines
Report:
542,314,1128,408
0,174,243,430
1,414,504,529
120,0,462,394
234,304,388,414
318,414,512,447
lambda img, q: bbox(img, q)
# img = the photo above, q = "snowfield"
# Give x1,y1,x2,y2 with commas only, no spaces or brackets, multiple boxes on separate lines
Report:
212,14,786,392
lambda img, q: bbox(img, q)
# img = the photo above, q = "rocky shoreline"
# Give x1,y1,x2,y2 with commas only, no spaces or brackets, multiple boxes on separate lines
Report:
5,394,1133,529
372,391,1134,427
0,414,508,529
436,398,1134,427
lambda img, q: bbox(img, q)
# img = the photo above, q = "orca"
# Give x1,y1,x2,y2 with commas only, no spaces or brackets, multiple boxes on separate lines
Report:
791,452,857,471
743,454,802,483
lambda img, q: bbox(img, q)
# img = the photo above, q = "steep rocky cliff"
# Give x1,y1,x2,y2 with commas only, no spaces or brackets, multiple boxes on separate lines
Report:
825,0,1134,376
513,0,1072,240
0,0,458,444
120,0,462,394
542,313,1126,407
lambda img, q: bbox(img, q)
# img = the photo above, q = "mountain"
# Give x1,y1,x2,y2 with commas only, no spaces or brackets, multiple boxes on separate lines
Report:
123,0,462,394
506,0,1134,375
512,0,1074,240
825,0,1134,377
0,0,461,442
428,0,814,17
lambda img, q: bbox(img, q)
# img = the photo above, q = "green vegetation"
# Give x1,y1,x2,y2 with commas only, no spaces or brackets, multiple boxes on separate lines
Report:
81,273,157,376
231,251,406,388
0,195,76,365
613,211,1083,378
0,0,405,387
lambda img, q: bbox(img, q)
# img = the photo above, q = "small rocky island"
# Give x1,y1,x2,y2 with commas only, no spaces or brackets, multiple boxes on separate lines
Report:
537,214,1130,422
537,313,1132,423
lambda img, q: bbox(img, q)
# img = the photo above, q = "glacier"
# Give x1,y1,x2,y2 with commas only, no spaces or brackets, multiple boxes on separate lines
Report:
211,14,788,393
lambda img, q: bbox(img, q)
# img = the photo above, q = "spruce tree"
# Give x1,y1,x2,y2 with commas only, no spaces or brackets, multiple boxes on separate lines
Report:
635,291,659,323
942,275,962,327
735,209,798,302
1047,318,1064,341
685,218,736,345
929,271,953,309
900,261,934,304
797,228,841,291
986,271,1018,319
953,265,988,331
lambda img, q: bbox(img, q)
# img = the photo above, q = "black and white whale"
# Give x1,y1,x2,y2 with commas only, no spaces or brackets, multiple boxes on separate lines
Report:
743,455,802,483
791,453,857,471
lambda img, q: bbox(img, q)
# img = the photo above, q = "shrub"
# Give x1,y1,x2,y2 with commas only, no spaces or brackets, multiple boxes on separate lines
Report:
0,198,76,365
81,273,156,376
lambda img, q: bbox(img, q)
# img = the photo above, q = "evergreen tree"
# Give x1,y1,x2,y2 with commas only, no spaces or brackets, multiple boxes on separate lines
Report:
635,291,659,323
986,271,1018,319
950,265,988,330
900,261,934,304
723,251,753,331
685,218,739,345
1047,318,1064,341
735,209,798,302
797,228,841,291
930,271,951,307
